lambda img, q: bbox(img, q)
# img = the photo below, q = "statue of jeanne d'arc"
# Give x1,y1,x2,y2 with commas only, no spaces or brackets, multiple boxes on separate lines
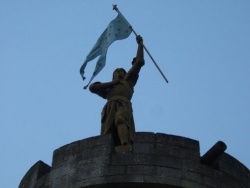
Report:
89,35,144,146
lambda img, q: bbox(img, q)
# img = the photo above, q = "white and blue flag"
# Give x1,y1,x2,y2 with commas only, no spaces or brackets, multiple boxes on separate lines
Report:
80,11,132,89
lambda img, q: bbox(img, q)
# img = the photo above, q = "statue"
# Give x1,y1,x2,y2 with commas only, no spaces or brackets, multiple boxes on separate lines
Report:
89,35,144,146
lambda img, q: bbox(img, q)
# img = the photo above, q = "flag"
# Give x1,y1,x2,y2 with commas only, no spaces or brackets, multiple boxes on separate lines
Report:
80,11,132,89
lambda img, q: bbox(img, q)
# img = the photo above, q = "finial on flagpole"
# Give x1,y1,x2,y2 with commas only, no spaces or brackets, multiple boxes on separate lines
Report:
113,4,118,11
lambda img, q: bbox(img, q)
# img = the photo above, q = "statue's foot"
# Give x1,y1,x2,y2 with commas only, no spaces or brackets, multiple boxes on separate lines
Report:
121,141,128,145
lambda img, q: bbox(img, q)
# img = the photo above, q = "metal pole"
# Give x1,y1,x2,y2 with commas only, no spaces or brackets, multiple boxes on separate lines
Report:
113,5,169,83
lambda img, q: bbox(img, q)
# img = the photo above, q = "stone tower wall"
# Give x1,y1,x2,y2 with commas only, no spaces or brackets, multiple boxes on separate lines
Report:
19,132,250,188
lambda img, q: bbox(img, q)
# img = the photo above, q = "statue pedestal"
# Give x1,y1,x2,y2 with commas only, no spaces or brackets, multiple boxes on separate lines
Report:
115,144,132,153
19,132,250,188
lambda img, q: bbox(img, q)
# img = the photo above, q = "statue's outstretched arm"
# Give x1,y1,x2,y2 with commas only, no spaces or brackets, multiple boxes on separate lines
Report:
89,80,119,93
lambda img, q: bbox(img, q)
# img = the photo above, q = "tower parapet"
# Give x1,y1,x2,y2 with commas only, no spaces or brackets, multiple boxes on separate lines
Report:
19,132,250,188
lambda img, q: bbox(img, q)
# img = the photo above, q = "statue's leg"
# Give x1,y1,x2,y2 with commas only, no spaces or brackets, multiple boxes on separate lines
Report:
115,116,129,145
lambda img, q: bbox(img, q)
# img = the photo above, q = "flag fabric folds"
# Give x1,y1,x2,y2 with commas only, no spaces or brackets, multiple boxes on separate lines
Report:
80,12,132,89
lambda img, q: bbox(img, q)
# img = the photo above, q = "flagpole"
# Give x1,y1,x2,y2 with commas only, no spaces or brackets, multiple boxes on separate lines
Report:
113,5,169,83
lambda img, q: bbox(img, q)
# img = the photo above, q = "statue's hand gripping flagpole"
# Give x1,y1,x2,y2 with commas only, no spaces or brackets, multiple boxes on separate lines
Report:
113,5,169,83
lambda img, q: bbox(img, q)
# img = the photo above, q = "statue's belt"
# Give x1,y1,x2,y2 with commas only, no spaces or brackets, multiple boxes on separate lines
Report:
107,96,131,104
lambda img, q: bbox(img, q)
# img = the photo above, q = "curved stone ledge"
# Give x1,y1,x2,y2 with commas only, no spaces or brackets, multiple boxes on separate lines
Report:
19,132,250,188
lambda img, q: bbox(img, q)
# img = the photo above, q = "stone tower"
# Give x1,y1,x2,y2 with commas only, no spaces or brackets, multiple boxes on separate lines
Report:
19,132,250,188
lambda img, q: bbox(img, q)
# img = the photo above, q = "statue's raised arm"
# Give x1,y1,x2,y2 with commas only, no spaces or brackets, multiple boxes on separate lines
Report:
125,35,145,87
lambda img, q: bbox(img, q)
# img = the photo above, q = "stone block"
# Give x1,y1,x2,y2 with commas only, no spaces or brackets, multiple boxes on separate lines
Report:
19,160,51,188
134,132,155,143
218,153,250,187
52,134,113,168
155,133,199,151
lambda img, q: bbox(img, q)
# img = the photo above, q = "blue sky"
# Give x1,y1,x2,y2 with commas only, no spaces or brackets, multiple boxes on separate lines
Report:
1,1,249,187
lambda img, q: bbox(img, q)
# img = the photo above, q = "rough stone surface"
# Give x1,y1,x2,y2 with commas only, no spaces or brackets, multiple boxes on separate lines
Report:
19,160,51,188
19,132,250,188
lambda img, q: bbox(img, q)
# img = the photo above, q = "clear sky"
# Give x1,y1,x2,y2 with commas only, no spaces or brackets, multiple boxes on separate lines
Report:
1,1,249,187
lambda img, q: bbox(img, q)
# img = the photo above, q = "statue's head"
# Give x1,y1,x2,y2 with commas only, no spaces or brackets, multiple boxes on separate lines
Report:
113,68,126,80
